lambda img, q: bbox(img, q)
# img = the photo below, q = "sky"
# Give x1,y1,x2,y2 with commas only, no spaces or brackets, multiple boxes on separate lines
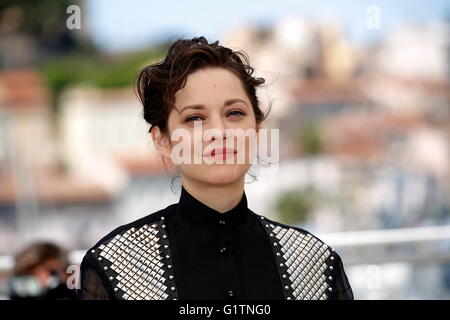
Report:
84,0,450,52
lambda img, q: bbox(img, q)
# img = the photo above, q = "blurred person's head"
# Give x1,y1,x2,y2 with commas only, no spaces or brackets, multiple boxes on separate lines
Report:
136,36,270,190
9,242,75,300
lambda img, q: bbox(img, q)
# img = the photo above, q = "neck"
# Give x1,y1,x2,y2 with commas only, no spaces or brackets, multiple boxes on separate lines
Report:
181,178,245,213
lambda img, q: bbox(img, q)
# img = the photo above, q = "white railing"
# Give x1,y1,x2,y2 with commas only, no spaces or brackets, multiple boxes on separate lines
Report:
1,225,450,271
316,224,450,246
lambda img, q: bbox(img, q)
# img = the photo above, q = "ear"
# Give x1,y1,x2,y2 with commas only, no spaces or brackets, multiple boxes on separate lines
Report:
151,126,171,158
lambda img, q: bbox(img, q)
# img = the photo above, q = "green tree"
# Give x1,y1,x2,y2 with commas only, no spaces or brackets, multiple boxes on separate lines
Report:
0,0,92,68
275,187,317,225
295,121,324,155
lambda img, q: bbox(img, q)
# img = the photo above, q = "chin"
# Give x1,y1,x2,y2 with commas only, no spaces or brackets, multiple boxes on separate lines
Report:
194,164,249,186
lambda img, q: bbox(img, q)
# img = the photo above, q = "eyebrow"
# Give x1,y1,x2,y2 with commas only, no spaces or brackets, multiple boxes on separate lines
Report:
176,98,248,114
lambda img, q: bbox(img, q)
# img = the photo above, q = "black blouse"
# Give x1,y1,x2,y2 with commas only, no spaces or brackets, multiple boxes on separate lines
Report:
77,186,354,300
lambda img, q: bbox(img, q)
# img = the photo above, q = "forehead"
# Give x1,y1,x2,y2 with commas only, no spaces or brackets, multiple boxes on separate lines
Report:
174,67,248,106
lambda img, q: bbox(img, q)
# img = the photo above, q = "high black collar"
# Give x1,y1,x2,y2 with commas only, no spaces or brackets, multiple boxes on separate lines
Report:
176,185,249,231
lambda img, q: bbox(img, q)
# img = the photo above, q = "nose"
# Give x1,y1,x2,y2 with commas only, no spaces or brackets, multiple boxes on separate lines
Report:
205,114,228,142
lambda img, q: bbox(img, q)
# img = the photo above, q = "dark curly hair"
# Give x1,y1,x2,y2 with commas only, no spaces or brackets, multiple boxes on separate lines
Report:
12,242,68,276
135,36,270,136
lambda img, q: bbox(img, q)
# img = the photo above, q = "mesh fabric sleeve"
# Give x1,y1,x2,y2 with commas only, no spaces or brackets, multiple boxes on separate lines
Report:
77,253,112,300
329,252,354,300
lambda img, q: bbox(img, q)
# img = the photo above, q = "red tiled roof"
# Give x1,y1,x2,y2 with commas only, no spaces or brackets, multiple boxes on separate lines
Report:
371,73,450,96
111,151,176,176
290,77,365,105
323,110,426,160
0,70,49,109
0,168,114,205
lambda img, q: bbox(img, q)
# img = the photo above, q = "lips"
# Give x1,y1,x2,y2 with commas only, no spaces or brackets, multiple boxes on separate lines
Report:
205,148,237,157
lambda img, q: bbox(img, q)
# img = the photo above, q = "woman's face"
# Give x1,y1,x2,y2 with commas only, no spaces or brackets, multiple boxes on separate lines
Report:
153,67,259,187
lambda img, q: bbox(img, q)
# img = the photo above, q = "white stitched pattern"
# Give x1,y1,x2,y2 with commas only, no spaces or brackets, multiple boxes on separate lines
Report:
270,224,332,300
98,224,170,300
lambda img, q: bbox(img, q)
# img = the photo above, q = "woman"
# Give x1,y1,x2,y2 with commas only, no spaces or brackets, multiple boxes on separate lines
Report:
10,242,77,300
78,36,354,300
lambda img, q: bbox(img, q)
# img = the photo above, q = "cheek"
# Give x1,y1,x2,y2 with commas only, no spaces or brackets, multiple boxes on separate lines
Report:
233,130,259,163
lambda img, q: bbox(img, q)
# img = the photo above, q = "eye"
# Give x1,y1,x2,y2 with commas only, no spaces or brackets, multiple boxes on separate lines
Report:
227,110,246,117
185,115,204,123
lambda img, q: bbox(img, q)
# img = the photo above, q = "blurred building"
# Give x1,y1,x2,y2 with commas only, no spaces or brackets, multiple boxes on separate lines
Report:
0,73,178,254
0,10,449,299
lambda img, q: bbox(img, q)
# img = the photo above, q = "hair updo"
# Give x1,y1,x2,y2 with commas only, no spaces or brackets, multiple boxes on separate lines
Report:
135,36,270,136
